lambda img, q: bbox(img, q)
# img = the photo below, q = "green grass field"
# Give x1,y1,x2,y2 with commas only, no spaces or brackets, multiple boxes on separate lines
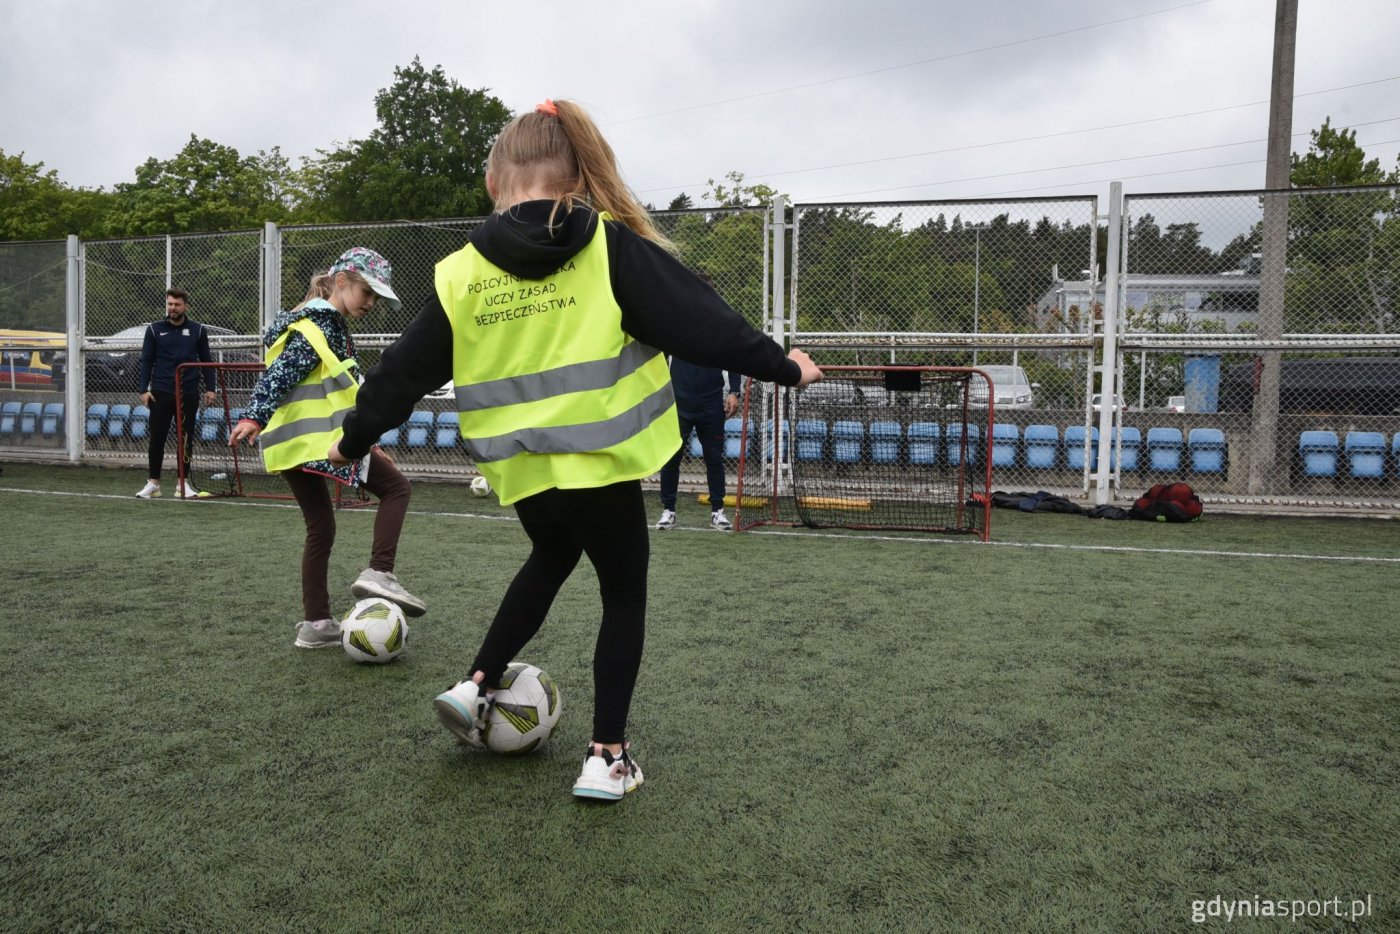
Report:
2,462,1396,932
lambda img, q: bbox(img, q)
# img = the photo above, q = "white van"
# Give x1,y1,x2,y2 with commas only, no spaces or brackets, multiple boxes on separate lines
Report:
970,365,1036,409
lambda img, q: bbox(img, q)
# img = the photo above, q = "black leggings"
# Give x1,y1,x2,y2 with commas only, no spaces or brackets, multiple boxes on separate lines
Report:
471,480,649,745
147,391,198,481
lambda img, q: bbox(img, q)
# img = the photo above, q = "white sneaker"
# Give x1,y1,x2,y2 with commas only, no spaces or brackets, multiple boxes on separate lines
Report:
572,743,644,801
180,481,208,499
136,481,161,499
711,509,732,531
655,508,676,531
293,618,341,649
433,679,493,748
352,568,427,617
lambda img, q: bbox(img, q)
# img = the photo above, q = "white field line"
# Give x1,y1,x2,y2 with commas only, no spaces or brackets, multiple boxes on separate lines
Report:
3,485,1398,565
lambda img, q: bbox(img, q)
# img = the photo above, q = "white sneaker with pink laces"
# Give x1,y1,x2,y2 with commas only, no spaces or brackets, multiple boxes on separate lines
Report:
571,743,644,801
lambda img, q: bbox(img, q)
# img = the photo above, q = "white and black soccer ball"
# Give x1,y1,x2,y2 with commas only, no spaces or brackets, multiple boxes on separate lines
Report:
341,597,408,664
484,662,562,755
470,475,492,497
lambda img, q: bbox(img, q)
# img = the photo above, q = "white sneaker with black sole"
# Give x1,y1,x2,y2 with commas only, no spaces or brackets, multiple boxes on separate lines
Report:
655,509,676,531
710,508,732,531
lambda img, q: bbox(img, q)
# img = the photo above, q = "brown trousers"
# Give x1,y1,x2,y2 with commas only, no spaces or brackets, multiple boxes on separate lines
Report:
282,449,411,622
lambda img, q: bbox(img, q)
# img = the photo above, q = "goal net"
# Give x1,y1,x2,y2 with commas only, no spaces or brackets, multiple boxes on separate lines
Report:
175,362,368,505
735,366,993,538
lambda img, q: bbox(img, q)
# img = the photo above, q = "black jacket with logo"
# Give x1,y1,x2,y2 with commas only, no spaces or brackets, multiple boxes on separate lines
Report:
137,318,216,395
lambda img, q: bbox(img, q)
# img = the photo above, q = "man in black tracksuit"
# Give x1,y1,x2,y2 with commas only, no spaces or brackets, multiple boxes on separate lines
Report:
135,288,216,498
655,272,744,531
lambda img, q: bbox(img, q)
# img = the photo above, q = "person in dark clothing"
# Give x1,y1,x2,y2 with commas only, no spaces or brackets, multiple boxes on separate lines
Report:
135,288,216,498
328,98,821,802
655,271,743,532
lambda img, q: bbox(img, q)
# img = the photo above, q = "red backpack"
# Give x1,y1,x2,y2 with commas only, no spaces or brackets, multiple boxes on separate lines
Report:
1131,482,1203,522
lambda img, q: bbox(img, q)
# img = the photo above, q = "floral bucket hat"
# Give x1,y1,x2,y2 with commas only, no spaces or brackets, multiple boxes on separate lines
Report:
328,247,401,310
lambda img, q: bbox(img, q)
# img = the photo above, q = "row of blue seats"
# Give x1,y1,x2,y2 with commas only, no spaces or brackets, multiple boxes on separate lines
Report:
1298,430,1400,479
0,401,66,437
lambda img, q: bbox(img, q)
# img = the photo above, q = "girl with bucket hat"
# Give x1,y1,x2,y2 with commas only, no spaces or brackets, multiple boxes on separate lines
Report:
231,247,426,648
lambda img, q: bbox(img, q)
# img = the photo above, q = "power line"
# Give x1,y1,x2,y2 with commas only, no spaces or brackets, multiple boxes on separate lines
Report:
635,74,1400,197
611,0,1212,125
805,119,1400,201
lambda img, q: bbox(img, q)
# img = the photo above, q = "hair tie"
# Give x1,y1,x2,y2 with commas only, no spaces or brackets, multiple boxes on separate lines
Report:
535,99,558,117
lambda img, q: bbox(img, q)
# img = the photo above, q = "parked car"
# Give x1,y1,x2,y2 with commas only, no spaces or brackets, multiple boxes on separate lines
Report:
1090,393,1130,413
1166,395,1186,413
969,365,1036,409
83,324,257,392
0,330,65,391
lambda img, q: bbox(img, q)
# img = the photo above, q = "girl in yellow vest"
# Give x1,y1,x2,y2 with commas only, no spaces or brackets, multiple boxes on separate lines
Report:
329,101,821,801
230,248,426,649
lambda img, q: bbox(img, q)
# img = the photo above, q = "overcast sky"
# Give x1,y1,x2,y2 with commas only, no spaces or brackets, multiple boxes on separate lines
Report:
3,0,1398,212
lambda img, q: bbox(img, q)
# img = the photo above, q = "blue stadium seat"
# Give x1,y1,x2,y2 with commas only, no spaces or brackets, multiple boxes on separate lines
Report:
869,421,901,464
1188,428,1227,474
1064,425,1098,471
199,407,225,443
831,420,864,464
907,422,940,465
434,411,460,449
1112,426,1141,472
1344,431,1386,479
40,402,64,437
106,403,132,438
1023,424,1058,470
405,410,434,448
990,423,1019,468
1146,427,1184,472
795,419,827,462
378,427,400,447
1,400,23,435
20,401,42,434
723,418,747,459
85,403,109,438
1298,431,1339,477
129,405,150,440
945,424,980,467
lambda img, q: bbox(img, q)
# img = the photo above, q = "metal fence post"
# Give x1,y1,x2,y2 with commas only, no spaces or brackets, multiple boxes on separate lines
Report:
1093,182,1124,504
262,222,281,330
64,235,82,463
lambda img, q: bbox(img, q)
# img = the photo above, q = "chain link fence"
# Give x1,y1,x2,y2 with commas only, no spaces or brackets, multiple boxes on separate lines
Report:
3,188,1398,513
1121,187,1400,505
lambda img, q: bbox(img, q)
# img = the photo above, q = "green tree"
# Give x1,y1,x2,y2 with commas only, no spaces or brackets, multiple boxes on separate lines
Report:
305,58,511,221
0,148,112,241
703,171,779,208
104,136,295,236
1285,118,1400,333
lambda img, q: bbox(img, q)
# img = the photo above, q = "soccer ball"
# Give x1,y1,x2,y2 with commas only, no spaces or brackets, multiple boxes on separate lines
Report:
484,662,562,755
341,597,408,664
470,475,492,497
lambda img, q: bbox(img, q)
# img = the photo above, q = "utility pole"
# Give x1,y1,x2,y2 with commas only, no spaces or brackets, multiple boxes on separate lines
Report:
967,223,989,366
1249,0,1297,494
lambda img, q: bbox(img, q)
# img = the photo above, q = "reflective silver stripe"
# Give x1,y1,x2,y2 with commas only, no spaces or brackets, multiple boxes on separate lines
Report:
281,371,357,406
261,408,348,446
466,383,675,464
455,342,661,412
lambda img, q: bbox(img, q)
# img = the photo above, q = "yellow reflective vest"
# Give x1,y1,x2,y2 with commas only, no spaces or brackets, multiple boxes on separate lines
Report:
436,212,679,505
259,317,359,473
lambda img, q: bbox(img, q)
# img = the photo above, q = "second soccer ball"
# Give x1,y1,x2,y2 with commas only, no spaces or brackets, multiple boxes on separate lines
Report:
470,475,492,497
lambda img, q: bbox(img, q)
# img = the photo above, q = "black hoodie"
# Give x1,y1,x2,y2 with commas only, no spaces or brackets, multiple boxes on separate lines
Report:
338,201,800,459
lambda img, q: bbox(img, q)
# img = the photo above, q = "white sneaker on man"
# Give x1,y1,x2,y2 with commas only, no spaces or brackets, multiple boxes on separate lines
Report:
136,480,161,499
572,743,644,801
710,508,732,531
180,480,208,499
655,509,676,531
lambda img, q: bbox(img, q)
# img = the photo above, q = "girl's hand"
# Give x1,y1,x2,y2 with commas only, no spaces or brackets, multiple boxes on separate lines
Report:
327,440,350,467
229,418,262,447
